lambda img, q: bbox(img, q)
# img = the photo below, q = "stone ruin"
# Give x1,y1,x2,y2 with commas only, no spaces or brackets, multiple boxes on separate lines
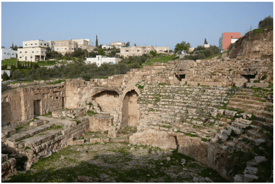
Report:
1,29,273,182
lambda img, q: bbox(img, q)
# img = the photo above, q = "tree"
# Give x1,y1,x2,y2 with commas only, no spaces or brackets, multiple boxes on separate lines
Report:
258,15,273,28
10,70,24,80
125,42,130,47
98,49,105,55
150,50,157,56
174,41,191,54
11,64,16,70
2,71,9,81
2,64,7,70
96,35,98,47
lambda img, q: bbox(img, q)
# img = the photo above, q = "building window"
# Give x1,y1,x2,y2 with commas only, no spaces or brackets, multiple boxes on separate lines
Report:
42,51,44,53
30,56,33,59
25,57,27,60
25,44,27,46
37,51,39,53
12,53,14,55
32,51,34,53
31,44,33,45
35,43,37,45
4,52,6,54
44,43,46,46
20,51,22,53
57,48,59,50
25,51,27,53
40,43,42,45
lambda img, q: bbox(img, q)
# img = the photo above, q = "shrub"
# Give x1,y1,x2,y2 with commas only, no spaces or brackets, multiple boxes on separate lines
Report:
258,15,273,29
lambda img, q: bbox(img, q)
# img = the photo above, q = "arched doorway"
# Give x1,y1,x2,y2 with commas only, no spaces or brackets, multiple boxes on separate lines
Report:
121,90,140,129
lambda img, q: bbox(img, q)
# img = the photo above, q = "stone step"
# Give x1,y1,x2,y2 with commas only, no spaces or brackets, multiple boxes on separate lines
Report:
19,130,62,149
227,125,243,135
7,123,53,142
33,134,65,153
2,127,16,137
233,95,264,101
245,129,262,139
226,104,273,119
228,101,268,110
231,121,250,129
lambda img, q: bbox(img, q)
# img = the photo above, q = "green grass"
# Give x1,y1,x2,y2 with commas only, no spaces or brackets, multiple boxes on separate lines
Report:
87,110,97,116
158,83,170,86
15,125,24,130
203,51,229,60
48,124,63,130
47,79,66,85
95,76,108,79
1,58,17,66
143,55,176,66
2,58,58,67
252,26,273,37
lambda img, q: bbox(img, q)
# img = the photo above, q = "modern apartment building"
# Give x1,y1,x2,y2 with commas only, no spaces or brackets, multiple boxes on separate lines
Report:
155,47,169,54
18,40,47,62
72,39,90,48
119,45,169,57
1,48,17,60
85,55,121,67
72,39,95,52
23,40,48,48
53,40,78,55
18,47,46,62
110,41,125,49
219,32,242,52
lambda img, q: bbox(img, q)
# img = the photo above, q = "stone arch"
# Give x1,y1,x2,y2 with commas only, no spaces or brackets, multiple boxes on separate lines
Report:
92,90,120,114
120,87,141,130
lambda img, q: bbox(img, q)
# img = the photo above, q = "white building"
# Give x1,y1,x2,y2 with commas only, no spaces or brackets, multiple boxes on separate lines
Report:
1,48,17,60
110,41,125,49
85,55,121,67
102,45,113,50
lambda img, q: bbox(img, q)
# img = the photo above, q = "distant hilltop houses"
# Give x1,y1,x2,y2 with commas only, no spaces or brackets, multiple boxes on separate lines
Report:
1,33,241,62
1,38,171,62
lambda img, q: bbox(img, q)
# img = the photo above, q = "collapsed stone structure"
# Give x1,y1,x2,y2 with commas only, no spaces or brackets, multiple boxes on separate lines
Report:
2,29,273,182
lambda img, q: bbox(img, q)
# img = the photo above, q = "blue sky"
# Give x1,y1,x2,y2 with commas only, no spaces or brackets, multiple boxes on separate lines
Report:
1,2,273,50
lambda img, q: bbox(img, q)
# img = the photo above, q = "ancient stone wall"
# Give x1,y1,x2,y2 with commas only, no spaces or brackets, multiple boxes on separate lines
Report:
1,154,16,181
2,89,22,126
2,84,65,125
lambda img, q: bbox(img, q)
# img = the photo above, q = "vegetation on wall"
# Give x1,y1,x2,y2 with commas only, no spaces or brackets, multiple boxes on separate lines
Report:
183,45,219,60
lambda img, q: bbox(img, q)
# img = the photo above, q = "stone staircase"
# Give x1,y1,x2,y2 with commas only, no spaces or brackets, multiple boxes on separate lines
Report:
2,116,89,170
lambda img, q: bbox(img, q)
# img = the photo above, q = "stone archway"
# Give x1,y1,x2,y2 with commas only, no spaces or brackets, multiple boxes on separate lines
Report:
121,90,140,129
